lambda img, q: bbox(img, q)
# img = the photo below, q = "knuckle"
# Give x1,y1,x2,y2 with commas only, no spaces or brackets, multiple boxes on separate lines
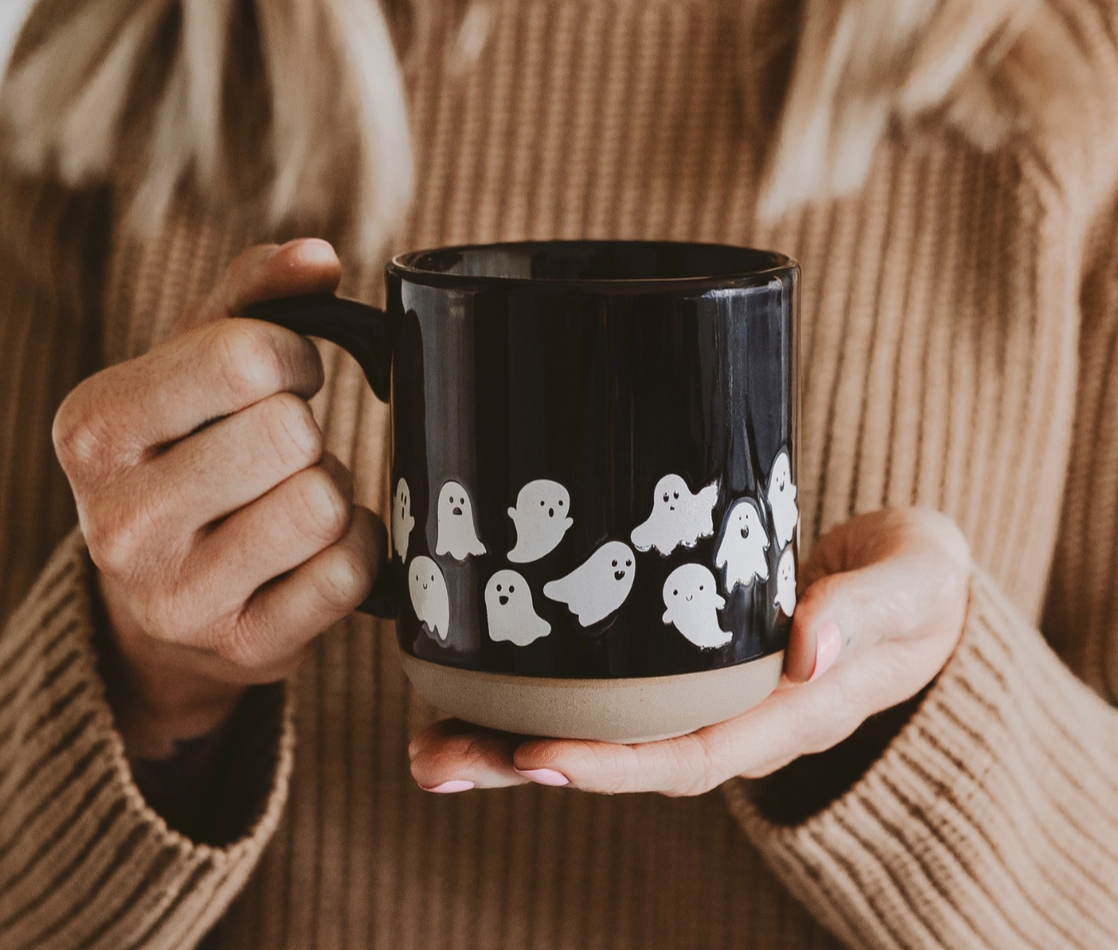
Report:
297,467,351,545
210,320,286,403
214,617,263,669
52,386,109,475
84,498,156,575
262,393,322,472
311,545,370,612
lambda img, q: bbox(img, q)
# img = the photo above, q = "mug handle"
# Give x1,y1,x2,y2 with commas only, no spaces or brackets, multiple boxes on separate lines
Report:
242,293,402,618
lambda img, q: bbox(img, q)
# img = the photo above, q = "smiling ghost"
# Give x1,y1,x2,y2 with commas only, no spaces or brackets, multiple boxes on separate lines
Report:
507,479,573,563
662,563,730,649
630,474,719,556
774,547,797,616
435,480,486,560
484,569,551,646
715,498,770,591
391,478,415,561
543,540,636,627
408,555,450,641
767,450,799,550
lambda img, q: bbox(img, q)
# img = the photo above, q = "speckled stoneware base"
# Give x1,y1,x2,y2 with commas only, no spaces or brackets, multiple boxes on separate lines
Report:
399,650,785,743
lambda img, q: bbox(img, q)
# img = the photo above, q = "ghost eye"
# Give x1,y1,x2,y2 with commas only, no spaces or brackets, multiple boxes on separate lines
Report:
673,491,679,499
625,559,632,566
611,560,618,567
496,584,502,592
509,585,515,593
540,500,545,506
662,493,669,502
558,500,564,507
699,585,704,591
673,589,678,596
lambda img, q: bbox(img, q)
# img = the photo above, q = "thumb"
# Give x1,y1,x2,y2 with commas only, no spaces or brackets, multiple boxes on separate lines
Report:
783,544,961,684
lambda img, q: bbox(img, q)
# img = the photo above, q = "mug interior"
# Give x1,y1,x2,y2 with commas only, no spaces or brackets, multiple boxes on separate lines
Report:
394,240,790,283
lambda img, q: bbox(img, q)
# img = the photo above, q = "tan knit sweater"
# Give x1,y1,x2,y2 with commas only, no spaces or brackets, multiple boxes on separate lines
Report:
5,0,1118,948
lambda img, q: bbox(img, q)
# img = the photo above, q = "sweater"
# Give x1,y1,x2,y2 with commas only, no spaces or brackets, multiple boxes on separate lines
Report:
3,0,1118,948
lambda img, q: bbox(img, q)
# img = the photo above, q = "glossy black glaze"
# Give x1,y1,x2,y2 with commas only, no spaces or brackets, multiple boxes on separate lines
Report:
246,240,798,679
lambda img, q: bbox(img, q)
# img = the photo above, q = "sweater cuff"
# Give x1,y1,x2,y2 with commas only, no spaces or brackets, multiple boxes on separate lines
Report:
0,528,294,949
724,568,1118,949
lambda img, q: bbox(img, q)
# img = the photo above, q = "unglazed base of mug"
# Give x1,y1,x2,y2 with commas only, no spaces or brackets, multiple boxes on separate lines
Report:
398,649,785,744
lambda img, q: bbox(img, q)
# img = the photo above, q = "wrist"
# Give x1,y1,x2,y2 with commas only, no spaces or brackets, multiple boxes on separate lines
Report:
93,573,246,759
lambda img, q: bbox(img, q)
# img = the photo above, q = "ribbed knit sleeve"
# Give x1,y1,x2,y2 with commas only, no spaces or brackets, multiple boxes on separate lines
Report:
726,570,1118,949
0,529,295,949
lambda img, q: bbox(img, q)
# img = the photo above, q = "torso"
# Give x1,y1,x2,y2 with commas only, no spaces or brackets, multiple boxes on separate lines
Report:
96,1,1083,946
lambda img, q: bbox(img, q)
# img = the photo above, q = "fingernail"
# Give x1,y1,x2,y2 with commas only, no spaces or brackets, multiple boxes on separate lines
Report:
515,768,570,787
809,621,842,682
422,779,475,794
282,237,336,263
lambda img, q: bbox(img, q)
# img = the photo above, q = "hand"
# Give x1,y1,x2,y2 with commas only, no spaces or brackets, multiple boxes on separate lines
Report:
408,508,970,795
54,239,386,759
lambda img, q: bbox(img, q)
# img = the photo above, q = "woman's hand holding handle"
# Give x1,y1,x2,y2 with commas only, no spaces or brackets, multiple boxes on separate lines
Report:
53,239,386,760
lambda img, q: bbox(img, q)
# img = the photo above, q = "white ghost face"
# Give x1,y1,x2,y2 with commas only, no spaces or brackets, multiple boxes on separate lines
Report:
484,569,552,646
435,480,486,560
715,498,770,591
408,555,450,640
774,547,797,616
543,540,636,627
767,450,799,550
630,474,719,556
392,478,415,561
662,563,730,649
507,479,573,563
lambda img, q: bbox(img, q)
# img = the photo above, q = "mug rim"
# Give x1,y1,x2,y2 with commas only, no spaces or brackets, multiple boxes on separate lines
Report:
389,239,798,292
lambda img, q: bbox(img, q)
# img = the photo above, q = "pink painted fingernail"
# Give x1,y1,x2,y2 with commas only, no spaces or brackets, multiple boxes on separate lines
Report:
423,779,475,794
809,622,842,682
515,768,570,787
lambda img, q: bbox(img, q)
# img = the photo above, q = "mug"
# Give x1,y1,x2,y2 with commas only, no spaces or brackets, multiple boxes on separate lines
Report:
246,240,799,742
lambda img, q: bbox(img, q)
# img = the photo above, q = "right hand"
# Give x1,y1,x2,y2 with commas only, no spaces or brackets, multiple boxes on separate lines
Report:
53,239,386,758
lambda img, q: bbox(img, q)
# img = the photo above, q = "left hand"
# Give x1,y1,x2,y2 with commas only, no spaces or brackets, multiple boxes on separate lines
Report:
408,508,972,795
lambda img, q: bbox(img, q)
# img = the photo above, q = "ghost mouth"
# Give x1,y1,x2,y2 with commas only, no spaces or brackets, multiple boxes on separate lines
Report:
686,594,693,602
452,506,463,516
613,570,626,581
422,583,428,590
499,595,509,606
669,505,676,511
548,508,554,517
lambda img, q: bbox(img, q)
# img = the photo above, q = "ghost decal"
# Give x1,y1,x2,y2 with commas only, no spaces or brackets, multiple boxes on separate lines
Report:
662,563,730,649
391,478,415,561
543,540,636,627
714,498,770,591
767,450,799,550
435,480,486,560
630,474,719,556
774,547,797,616
484,569,551,646
507,480,573,563
408,555,450,641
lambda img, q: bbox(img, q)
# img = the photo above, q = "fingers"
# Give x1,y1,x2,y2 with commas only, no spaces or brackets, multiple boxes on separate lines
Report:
215,506,385,674
408,720,529,791
55,320,325,483
187,453,357,611
53,240,342,481
120,391,326,535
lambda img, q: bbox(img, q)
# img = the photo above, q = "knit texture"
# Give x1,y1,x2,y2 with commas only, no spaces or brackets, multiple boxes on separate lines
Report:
4,0,1118,948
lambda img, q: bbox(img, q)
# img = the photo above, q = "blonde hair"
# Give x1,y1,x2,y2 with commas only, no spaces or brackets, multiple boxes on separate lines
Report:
0,0,1103,250
1,0,415,256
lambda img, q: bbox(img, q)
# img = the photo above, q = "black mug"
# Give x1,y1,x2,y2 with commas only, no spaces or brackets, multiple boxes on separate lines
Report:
246,240,798,742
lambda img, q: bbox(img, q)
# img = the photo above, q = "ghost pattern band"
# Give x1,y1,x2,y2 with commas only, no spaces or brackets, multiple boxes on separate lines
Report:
392,446,799,658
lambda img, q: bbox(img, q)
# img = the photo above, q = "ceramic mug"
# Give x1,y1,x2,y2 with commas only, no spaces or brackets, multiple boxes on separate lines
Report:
245,240,799,742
